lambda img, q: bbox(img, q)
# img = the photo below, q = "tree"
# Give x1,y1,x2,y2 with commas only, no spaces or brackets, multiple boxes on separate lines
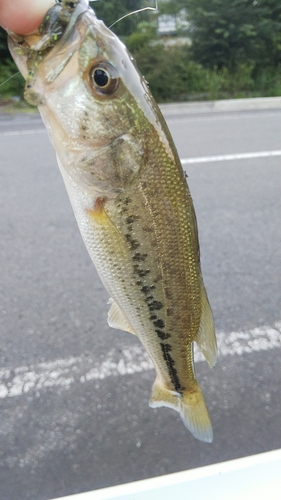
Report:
0,27,11,63
93,0,150,36
0,1,149,65
0,1,150,98
257,0,281,67
184,0,281,70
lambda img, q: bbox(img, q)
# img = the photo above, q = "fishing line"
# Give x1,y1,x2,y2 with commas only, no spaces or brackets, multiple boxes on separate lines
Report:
0,71,20,89
109,1,158,29
0,1,158,89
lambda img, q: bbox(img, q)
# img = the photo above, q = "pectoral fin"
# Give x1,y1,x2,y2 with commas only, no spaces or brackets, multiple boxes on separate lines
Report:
107,298,136,335
195,284,217,367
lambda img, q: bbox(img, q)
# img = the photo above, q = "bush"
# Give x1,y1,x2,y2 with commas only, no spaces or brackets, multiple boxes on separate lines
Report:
252,66,281,97
0,34,280,106
130,43,208,102
0,60,25,103
130,41,281,101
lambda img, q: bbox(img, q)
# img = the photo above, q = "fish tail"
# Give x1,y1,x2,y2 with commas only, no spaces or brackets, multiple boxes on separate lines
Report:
149,378,213,442
179,383,213,443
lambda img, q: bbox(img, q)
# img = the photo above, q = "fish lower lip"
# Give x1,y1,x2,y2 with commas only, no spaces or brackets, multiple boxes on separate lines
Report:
24,89,46,106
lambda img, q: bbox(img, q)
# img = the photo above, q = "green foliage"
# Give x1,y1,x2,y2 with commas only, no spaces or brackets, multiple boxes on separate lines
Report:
0,26,10,63
184,0,281,71
0,26,10,62
258,0,281,67
93,0,150,36
0,59,25,102
0,1,280,105
252,66,281,96
123,21,157,51
132,43,206,101
158,0,186,16
130,41,281,102
0,26,25,103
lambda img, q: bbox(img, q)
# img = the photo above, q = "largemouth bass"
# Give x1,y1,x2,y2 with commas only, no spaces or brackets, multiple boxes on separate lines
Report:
8,0,217,442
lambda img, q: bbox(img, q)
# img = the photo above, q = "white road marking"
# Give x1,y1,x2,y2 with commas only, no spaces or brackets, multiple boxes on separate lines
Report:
165,111,281,124
0,321,280,399
1,128,46,136
1,109,279,135
2,127,281,164
181,150,281,164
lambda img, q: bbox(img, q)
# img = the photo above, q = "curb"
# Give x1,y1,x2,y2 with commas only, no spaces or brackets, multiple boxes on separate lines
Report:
49,449,281,500
159,96,281,115
1,97,281,119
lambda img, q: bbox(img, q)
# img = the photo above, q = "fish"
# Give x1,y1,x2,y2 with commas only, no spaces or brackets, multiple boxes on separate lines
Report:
8,0,217,442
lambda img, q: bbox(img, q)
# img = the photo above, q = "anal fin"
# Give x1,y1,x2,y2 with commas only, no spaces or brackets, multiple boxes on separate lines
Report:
195,283,217,367
107,298,136,335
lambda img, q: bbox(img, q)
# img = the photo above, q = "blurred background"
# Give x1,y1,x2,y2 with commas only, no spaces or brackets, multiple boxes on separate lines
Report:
1,0,281,105
0,2,280,500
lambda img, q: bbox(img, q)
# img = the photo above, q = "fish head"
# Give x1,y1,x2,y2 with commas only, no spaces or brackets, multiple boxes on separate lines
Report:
8,0,170,197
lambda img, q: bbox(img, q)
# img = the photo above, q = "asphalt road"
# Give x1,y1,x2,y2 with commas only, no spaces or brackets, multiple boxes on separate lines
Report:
0,107,280,500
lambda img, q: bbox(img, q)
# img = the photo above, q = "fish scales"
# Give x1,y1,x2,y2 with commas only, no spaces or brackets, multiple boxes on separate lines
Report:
8,0,217,442
71,110,200,390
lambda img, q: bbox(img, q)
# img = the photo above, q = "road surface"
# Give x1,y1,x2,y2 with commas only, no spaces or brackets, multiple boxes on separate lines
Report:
0,107,280,500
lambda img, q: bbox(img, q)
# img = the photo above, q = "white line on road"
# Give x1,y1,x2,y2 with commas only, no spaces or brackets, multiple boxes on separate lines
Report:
2,109,278,133
1,128,46,136
2,127,280,164
165,111,281,124
181,150,281,164
0,321,280,399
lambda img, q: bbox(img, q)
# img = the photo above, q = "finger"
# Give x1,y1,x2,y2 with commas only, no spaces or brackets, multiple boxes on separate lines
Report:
0,0,55,34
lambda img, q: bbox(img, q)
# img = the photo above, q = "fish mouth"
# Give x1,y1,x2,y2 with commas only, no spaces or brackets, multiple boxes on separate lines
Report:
8,0,91,106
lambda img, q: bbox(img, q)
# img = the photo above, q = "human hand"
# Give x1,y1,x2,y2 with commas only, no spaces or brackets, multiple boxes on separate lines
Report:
0,0,55,34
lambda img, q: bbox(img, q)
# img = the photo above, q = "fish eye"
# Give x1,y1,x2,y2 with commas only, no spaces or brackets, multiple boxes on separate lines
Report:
89,61,119,95
93,68,109,87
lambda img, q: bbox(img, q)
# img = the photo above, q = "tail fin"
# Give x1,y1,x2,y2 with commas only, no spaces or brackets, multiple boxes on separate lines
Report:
149,377,213,442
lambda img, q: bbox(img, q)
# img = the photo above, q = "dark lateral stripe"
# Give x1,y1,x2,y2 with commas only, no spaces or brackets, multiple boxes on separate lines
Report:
155,329,171,340
160,342,183,393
